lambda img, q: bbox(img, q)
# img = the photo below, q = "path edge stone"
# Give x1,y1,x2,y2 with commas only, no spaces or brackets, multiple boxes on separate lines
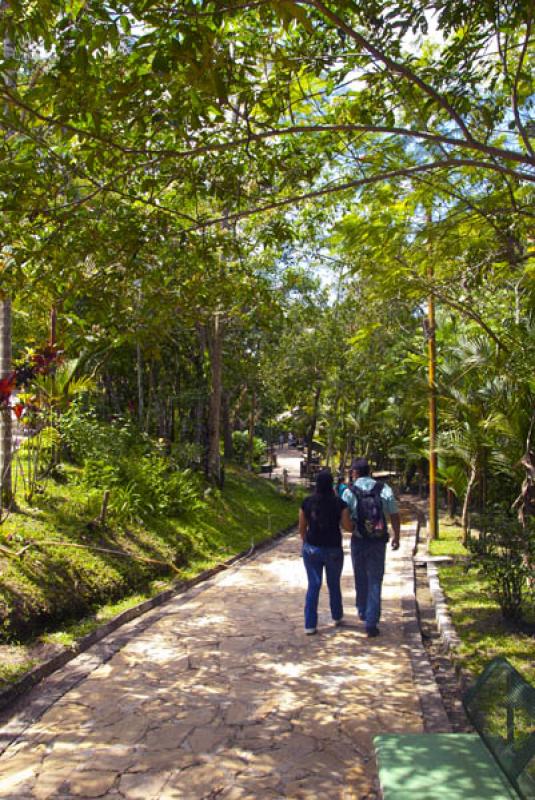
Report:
426,561,472,693
399,503,452,733
412,505,472,695
0,522,296,715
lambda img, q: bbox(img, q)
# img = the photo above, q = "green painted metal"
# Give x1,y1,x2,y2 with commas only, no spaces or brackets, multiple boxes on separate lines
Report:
374,733,519,800
463,656,535,799
374,657,535,799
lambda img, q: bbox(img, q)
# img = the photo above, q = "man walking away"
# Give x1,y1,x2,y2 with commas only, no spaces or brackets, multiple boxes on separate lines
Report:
342,458,400,637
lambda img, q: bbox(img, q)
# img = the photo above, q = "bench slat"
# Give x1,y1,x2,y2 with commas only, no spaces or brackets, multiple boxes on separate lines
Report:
374,733,520,800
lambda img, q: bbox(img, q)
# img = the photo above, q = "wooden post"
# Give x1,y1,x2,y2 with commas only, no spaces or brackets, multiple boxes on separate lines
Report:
98,490,110,526
427,275,439,540
0,291,12,505
0,11,14,507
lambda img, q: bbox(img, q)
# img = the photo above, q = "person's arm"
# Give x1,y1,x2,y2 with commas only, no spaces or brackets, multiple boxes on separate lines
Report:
380,483,400,549
341,506,352,533
341,487,356,518
298,508,307,542
389,512,401,549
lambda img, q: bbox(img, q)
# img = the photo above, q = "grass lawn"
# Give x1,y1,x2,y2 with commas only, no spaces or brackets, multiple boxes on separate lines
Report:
0,464,304,689
429,516,535,684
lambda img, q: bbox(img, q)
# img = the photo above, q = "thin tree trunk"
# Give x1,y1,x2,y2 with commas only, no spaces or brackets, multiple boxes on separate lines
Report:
168,398,175,442
306,383,322,467
222,390,233,460
49,304,57,347
247,389,256,471
144,360,155,434
156,393,166,438
136,343,144,429
462,461,477,546
103,371,121,416
194,324,208,465
325,388,341,469
0,292,12,505
207,312,223,484
447,488,456,518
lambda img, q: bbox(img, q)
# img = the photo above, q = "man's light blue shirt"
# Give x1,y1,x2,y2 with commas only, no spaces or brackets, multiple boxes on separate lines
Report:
342,477,399,518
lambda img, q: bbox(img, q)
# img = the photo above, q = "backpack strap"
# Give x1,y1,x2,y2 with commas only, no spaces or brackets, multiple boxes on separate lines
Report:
350,481,383,500
350,481,388,538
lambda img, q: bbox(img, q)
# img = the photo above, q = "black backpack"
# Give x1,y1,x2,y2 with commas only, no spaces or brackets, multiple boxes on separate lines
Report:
351,481,387,538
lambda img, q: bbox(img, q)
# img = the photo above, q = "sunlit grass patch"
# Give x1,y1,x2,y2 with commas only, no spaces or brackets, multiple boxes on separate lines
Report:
438,563,535,685
428,518,468,556
0,658,39,686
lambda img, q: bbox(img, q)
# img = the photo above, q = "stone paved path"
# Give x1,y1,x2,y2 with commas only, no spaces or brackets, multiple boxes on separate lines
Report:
0,518,444,800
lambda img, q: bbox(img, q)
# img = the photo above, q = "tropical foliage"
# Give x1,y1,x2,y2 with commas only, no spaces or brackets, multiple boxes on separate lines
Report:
0,1,533,622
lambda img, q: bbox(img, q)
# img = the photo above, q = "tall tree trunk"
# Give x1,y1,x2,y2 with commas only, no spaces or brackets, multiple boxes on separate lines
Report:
136,343,144,429
247,389,256,471
168,398,175,442
207,312,223,485
325,387,341,469
103,371,121,416
222,390,233,460
306,383,322,467
144,360,155,434
156,391,166,438
49,304,57,347
0,292,12,505
462,461,478,546
195,324,208,469
447,488,456,518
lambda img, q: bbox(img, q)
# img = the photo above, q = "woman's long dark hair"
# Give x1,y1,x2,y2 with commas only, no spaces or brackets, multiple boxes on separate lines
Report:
306,469,339,524
315,469,335,496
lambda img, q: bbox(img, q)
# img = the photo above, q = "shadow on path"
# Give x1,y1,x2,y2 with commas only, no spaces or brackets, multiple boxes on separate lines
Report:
0,524,430,799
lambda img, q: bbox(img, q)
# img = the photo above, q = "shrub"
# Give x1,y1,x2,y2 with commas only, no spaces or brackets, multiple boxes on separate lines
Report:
60,403,141,464
468,511,534,621
231,431,266,466
81,454,204,522
61,404,205,522
170,441,203,469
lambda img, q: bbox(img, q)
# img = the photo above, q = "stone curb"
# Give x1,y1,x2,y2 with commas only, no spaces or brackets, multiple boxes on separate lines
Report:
426,561,472,695
0,521,296,731
411,504,471,695
398,508,452,733
426,562,462,653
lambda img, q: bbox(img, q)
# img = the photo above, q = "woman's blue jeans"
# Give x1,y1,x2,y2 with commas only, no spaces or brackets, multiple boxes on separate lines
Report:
302,542,344,630
350,536,387,629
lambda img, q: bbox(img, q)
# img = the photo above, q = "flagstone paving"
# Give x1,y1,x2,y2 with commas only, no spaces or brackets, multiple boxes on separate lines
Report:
0,517,445,800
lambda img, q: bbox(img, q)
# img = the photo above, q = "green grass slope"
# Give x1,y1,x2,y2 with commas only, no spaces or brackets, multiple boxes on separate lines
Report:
0,465,302,686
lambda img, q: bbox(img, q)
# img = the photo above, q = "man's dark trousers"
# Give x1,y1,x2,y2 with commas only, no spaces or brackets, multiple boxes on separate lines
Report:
350,536,387,630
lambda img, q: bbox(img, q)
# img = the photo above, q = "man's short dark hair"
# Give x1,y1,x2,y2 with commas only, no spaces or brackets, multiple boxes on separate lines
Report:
351,457,370,476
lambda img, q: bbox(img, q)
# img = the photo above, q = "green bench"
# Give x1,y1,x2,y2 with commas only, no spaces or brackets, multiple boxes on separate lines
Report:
374,657,535,799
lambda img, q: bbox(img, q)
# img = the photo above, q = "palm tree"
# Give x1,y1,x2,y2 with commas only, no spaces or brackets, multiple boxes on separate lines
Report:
437,334,524,543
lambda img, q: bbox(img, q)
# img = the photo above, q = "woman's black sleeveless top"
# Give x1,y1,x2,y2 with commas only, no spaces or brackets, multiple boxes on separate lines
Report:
301,493,347,548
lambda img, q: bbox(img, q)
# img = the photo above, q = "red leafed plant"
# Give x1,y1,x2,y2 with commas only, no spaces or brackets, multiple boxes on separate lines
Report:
13,402,25,419
31,345,60,374
0,373,16,407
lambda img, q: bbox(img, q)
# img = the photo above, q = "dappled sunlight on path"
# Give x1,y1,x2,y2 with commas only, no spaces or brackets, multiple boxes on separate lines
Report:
0,526,428,799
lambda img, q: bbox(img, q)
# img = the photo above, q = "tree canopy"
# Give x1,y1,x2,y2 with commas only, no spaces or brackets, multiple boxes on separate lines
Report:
0,0,533,518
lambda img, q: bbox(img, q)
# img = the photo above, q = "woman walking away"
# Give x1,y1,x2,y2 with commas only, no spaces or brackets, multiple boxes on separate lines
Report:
299,470,352,635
